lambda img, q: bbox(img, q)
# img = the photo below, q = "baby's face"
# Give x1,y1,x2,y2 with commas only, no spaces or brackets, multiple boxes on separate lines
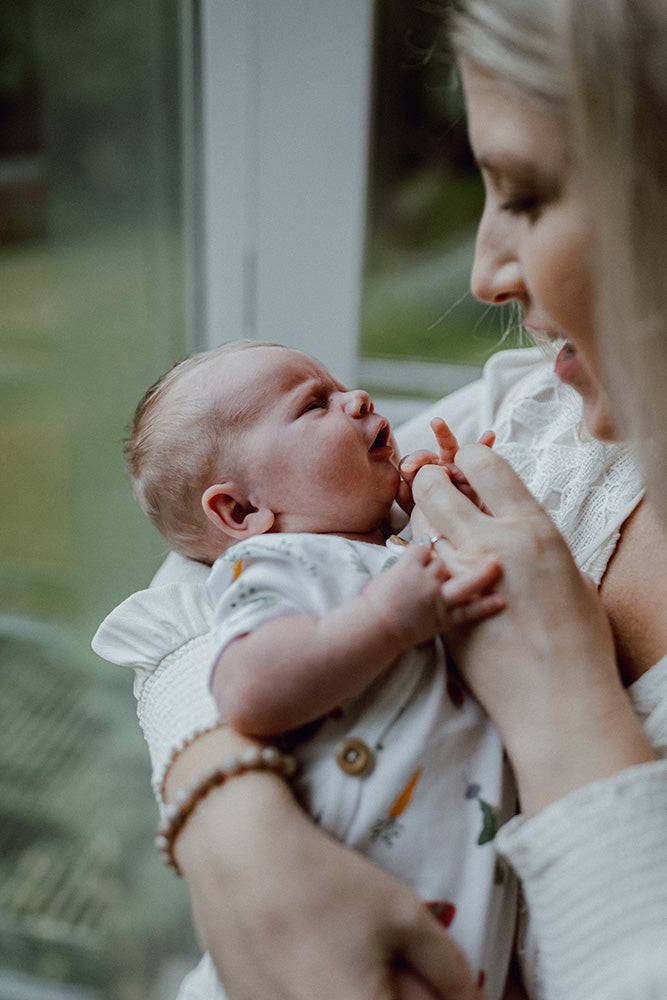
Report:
215,346,401,536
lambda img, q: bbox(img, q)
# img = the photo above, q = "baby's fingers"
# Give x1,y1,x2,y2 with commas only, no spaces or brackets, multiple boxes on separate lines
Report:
445,593,506,628
400,449,443,486
440,557,503,605
430,417,459,464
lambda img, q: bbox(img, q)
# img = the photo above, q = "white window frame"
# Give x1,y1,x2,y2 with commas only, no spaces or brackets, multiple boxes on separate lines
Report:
190,0,481,416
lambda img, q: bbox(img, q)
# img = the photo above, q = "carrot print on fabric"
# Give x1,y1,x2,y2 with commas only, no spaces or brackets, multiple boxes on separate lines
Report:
371,767,423,846
390,767,423,817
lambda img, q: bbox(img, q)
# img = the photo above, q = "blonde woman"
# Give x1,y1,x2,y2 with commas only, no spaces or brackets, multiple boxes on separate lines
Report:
99,2,667,998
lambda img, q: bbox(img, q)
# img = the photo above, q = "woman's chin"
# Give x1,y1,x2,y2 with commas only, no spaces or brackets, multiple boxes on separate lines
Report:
582,397,621,442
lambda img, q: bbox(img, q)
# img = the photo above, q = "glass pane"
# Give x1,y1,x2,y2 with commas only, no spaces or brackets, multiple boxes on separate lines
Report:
0,0,199,995
361,0,522,369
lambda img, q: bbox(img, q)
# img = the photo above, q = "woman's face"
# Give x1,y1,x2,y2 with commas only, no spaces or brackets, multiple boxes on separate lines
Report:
460,58,619,441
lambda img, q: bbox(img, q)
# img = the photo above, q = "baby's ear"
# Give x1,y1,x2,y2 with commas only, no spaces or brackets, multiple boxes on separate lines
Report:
202,483,275,541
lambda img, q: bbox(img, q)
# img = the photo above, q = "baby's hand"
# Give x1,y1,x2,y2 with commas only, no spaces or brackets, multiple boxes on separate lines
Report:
397,418,494,514
363,544,504,652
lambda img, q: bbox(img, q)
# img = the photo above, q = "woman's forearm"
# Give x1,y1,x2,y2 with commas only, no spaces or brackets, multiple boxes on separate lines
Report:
413,450,655,815
165,728,486,1000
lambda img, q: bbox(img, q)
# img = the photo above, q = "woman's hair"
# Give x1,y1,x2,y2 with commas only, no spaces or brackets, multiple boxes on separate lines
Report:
562,0,667,521
448,0,565,107
449,0,667,522
126,339,278,564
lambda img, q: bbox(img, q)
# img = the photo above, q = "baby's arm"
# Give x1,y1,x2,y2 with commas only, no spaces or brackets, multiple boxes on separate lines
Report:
212,544,503,737
397,417,495,514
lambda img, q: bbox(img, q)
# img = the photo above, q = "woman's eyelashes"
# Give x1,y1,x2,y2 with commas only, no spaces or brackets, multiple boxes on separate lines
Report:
500,192,541,216
498,180,561,220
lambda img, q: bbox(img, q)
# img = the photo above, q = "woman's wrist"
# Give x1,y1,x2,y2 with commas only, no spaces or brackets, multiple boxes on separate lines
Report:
159,744,297,873
173,756,303,887
161,726,302,880
164,725,263,803
506,681,655,817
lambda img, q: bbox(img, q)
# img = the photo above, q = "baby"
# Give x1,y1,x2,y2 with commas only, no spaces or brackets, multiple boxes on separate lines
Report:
96,339,517,999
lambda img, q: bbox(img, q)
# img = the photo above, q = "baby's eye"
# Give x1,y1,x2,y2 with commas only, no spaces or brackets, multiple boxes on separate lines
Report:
302,395,328,413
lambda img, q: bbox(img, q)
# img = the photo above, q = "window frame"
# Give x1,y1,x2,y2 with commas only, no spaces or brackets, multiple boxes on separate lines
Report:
193,0,483,415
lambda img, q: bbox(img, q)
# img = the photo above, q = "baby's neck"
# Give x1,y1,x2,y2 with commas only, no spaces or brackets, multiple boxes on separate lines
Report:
333,526,388,547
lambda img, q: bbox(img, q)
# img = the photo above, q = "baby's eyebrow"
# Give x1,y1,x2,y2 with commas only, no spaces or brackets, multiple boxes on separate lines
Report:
293,375,331,399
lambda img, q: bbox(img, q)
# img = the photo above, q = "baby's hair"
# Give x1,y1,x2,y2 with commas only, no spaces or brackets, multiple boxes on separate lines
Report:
126,339,282,563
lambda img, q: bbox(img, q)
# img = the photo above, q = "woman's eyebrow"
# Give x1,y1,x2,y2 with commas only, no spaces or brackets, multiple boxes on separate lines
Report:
477,154,542,184
477,153,563,190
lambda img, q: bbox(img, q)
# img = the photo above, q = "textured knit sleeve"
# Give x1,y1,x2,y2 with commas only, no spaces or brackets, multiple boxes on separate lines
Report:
497,654,667,1000
628,656,667,758
496,759,667,1000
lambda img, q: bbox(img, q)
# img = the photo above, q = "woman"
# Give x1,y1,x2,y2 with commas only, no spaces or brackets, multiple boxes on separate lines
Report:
103,1,667,997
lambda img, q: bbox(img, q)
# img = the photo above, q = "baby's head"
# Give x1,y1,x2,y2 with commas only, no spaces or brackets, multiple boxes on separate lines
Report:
126,340,276,563
126,341,401,563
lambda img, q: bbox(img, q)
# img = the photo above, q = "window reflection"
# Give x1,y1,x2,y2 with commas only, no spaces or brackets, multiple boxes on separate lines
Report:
0,0,197,995
361,0,520,367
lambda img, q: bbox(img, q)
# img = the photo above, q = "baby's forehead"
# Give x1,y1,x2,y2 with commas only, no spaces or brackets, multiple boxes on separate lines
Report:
201,345,335,419
219,345,331,394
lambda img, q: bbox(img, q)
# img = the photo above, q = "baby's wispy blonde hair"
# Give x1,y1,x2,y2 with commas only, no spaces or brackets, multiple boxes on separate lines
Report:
125,339,280,563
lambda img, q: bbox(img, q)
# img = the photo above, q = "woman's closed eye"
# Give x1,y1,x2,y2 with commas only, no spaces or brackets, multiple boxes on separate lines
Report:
499,180,560,220
500,192,540,216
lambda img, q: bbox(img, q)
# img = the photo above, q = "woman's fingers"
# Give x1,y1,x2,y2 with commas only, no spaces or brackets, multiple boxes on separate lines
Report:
413,465,489,548
452,445,542,517
413,445,547,550
396,912,487,1000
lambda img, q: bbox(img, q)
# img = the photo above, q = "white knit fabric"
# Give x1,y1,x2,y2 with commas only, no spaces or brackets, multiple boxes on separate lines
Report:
398,346,644,585
497,752,667,1000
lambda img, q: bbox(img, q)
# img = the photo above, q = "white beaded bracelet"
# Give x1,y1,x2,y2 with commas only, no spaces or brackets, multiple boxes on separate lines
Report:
155,745,297,875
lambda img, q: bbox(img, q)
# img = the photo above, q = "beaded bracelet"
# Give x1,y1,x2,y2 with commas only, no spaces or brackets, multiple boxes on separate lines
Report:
155,745,298,875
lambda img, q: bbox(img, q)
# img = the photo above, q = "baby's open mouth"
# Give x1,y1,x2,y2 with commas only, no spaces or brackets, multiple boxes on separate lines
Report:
369,422,390,451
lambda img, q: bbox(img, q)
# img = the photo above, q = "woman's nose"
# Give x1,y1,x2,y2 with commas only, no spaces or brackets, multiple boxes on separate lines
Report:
470,214,525,306
343,388,374,417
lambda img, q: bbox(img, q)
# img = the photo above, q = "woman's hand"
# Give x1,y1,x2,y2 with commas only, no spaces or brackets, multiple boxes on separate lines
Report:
412,444,654,816
397,419,495,515
168,734,485,1000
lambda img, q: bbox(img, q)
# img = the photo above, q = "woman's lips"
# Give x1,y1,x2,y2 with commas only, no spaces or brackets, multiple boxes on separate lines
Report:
554,341,579,382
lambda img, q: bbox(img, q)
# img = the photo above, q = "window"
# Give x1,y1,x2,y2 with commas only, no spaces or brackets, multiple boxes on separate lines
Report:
0,0,198,994
360,0,522,410
196,1,521,423
2,3,524,995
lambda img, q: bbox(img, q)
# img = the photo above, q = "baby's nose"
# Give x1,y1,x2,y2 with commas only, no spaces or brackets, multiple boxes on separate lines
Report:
344,388,374,417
